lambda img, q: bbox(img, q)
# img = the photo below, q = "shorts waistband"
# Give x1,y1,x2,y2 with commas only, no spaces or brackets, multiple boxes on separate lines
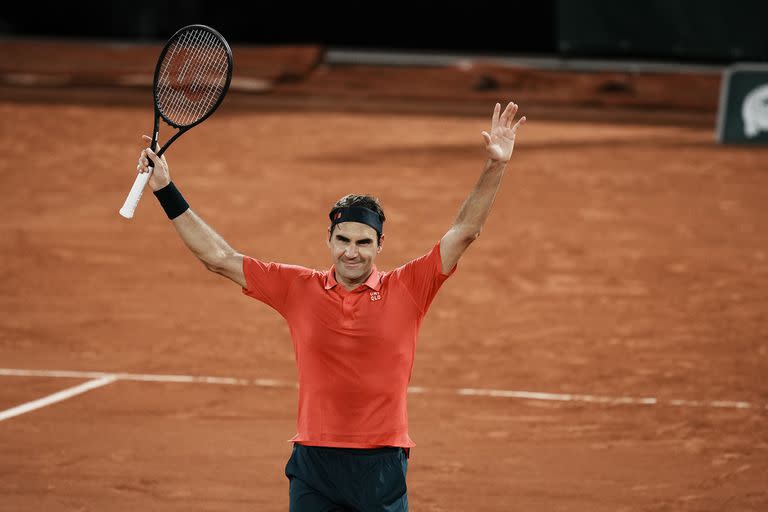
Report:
294,444,402,456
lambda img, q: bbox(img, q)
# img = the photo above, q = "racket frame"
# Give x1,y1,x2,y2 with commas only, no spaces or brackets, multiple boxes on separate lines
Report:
149,24,234,162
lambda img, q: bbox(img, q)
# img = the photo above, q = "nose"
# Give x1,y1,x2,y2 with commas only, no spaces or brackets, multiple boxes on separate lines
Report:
344,245,359,259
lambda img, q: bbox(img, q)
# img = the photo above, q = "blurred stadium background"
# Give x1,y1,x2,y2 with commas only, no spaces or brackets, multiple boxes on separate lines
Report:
2,0,766,63
3,1,766,125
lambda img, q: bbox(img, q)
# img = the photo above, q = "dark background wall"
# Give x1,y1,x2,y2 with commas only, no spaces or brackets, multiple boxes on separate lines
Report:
1,0,765,64
557,0,768,62
0,2,556,54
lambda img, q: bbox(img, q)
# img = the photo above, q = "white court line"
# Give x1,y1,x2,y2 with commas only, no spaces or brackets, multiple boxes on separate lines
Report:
458,388,656,406
0,376,116,422
0,368,764,411
0,368,285,387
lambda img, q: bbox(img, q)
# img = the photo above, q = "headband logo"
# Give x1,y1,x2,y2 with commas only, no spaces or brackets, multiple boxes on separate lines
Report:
334,212,343,220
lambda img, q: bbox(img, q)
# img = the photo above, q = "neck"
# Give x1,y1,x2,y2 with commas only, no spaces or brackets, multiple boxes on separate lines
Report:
335,268,373,291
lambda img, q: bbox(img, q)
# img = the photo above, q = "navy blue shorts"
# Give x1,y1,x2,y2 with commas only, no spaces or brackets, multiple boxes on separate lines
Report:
285,443,409,512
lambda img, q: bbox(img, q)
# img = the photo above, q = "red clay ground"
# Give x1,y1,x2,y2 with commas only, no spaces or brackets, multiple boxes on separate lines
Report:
1,56,767,511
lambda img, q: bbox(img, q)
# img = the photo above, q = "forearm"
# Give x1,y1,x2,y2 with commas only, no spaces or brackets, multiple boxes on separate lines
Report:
170,209,237,268
451,158,508,236
151,180,236,266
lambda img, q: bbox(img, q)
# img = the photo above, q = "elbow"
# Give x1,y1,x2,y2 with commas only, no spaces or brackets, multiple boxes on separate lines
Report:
200,250,234,274
451,225,481,244
203,259,223,273
459,228,481,243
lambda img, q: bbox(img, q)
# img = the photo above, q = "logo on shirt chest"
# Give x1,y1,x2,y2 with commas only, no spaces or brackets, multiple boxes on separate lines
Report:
370,291,382,302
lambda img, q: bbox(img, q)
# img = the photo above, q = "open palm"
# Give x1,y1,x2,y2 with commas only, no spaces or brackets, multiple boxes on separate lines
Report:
482,101,526,162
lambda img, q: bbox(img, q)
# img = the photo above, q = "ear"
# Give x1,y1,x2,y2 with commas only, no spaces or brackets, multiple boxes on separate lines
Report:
326,226,332,248
377,233,385,252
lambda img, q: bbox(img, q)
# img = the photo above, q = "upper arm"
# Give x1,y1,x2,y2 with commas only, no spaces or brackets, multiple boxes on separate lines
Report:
238,257,312,315
393,239,459,314
207,253,246,288
439,227,476,274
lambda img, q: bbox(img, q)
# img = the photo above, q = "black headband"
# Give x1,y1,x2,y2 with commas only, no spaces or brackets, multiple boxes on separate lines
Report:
329,206,383,238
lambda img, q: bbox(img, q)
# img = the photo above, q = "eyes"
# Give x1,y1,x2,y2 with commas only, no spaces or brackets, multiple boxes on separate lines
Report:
335,236,372,246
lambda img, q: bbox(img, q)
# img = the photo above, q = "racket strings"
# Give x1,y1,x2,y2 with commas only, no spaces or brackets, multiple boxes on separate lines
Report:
158,29,226,123
156,28,230,127
158,29,227,124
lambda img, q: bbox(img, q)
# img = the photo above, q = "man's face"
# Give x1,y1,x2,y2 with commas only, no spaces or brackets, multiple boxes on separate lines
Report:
327,222,383,284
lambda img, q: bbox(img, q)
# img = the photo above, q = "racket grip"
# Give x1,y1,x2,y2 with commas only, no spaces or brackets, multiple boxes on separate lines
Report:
119,172,152,219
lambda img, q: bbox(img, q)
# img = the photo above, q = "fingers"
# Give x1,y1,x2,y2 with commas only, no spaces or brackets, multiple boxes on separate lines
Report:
499,101,519,128
492,101,527,131
491,102,500,129
141,134,159,151
137,135,152,173
136,134,165,174
136,149,152,173
136,144,156,173
481,131,492,146
145,148,158,169
512,115,527,133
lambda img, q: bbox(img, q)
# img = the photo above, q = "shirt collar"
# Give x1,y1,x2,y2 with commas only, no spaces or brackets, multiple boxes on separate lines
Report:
325,265,382,291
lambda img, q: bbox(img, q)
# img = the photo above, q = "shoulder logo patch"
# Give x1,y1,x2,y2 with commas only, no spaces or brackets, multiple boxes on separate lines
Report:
370,291,381,301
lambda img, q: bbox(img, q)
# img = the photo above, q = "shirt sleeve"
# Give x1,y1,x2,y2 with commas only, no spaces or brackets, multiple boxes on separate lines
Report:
392,241,457,315
241,257,312,316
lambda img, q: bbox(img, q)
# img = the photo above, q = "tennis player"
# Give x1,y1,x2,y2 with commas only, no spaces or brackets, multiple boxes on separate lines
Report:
136,101,525,511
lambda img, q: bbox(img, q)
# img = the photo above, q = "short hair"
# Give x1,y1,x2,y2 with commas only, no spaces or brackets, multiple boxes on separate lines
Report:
328,194,386,245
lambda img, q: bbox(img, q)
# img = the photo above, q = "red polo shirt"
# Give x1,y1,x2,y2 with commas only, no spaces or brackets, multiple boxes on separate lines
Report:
241,241,456,448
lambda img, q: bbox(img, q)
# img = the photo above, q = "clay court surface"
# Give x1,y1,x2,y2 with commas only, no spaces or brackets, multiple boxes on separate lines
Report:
1,49,767,511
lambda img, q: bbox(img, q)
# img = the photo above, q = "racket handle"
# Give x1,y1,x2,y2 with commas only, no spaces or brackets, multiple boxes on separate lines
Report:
119,172,152,219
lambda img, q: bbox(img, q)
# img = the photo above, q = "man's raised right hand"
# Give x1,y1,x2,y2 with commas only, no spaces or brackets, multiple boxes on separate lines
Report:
137,134,171,191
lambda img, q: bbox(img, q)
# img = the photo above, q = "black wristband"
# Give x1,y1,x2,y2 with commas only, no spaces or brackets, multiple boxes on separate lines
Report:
153,181,189,220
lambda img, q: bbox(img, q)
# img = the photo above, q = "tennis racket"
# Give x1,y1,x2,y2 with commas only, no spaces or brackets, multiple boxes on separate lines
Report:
119,24,233,219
